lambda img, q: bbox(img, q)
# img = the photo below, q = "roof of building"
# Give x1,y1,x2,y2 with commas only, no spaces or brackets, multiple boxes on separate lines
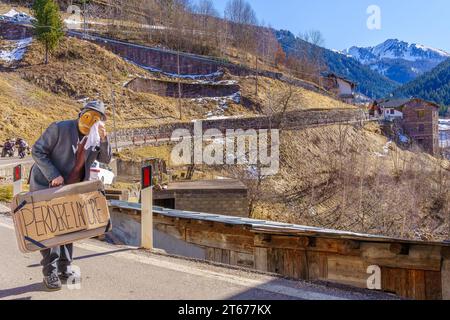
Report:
163,179,247,191
377,98,440,110
322,72,356,88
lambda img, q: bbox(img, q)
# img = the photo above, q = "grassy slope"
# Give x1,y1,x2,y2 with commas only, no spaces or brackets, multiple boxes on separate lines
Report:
0,72,78,142
0,32,357,144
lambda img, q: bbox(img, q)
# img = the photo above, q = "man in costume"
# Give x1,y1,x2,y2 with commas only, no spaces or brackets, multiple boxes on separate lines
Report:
30,100,112,291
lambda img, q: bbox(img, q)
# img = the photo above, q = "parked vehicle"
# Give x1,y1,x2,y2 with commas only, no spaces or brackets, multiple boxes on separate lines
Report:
90,161,115,185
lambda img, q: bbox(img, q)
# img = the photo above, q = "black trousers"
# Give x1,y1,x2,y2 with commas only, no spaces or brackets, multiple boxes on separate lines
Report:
40,243,73,276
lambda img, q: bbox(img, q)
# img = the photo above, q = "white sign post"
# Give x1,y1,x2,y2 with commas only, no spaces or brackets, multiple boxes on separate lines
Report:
141,165,153,250
13,165,22,196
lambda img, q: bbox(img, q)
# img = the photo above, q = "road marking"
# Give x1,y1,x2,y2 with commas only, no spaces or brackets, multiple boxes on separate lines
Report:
0,218,346,300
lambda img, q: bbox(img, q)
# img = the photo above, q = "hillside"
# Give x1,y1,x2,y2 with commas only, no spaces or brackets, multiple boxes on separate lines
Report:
392,58,450,109
0,33,357,143
276,30,400,99
1,3,448,243
123,120,450,241
0,72,78,142
215,122,450,241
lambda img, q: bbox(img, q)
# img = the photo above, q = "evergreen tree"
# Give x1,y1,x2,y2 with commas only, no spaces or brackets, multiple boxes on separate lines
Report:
393,58,450,109
32,0,64,64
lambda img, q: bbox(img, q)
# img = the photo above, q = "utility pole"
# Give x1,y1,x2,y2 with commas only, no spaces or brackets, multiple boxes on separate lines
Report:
255,56,259,96
83,0,87,38
177,50,182,120
110,70,119,152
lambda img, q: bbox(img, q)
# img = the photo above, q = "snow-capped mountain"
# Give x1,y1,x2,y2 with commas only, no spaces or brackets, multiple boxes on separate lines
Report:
341,39,450,84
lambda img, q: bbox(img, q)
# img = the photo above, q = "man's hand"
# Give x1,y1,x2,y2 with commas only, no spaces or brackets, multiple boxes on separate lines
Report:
51,176,64,187
98,122,107,142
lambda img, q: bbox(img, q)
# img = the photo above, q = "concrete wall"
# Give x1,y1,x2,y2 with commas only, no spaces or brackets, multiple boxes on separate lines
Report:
110,210,206,259
70,32,252,76
0,22,33,40
126,77,240,99
116,159,143,178
112,109,367,143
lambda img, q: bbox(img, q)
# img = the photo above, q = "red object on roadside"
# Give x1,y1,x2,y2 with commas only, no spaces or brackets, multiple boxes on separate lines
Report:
141,165,152,189
13,165,22,182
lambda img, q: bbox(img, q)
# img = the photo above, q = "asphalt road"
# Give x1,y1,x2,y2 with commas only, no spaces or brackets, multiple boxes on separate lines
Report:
0,214,397,300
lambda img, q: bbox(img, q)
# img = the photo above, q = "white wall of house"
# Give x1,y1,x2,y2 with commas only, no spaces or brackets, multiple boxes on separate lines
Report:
382,108,403,121
336,78,353,95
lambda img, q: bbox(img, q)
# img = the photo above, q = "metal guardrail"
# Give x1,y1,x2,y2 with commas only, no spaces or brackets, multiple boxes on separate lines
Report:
108,200,450,247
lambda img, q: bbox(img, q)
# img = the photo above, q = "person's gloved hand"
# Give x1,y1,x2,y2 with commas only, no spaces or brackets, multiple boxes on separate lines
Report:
98,122,107,142
51,176,64,187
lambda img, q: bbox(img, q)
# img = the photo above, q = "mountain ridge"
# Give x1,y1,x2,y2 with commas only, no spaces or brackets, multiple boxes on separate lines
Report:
392,57,450,109
276,30,399,99
342,39,449,84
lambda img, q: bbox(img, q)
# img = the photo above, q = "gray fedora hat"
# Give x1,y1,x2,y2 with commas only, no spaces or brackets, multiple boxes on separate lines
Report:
80,100,107,120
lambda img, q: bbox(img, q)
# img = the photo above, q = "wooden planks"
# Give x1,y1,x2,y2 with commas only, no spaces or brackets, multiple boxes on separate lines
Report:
306,251,328,281
442,257,450,300
230,251,254,268
327,255,369,289
254,234,309,250
425,271,442,300
254,247,268,272
146,213,448,300
185,228,254,253
381,267,442,300
206,248,232,265
361,243,442,271
266,248,308,280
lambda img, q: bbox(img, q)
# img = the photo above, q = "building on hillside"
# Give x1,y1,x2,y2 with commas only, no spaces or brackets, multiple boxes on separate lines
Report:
377,98,409,121
377,98,440,155
153,179,249,217
321,73,356,104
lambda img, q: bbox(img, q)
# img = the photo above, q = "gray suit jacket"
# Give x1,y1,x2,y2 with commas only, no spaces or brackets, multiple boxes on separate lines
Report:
30,120,112,192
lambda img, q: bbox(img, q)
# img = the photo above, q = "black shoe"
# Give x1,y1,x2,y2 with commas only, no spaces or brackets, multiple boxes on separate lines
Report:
59,270,81,282
43,274,62,291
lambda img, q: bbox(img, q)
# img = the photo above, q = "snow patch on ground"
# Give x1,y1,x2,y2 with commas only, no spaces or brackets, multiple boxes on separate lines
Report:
439,119,450,131
374,141,393,157
1,9,35,24
192,92,241,119
0,37,32,62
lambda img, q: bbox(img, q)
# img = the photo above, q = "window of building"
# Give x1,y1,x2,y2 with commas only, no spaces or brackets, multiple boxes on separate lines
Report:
418,124,425,133
390,109,395,115
417,110,426,118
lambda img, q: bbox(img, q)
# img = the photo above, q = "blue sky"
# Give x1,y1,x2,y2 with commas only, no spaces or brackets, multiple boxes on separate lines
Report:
210,0,450,52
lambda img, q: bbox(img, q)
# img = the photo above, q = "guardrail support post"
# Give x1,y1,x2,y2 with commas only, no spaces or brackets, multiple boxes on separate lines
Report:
140,165,153,250
13,165,23,196
141,187,153,249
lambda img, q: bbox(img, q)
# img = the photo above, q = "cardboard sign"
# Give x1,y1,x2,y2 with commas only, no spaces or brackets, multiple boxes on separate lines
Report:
11,181,112,253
